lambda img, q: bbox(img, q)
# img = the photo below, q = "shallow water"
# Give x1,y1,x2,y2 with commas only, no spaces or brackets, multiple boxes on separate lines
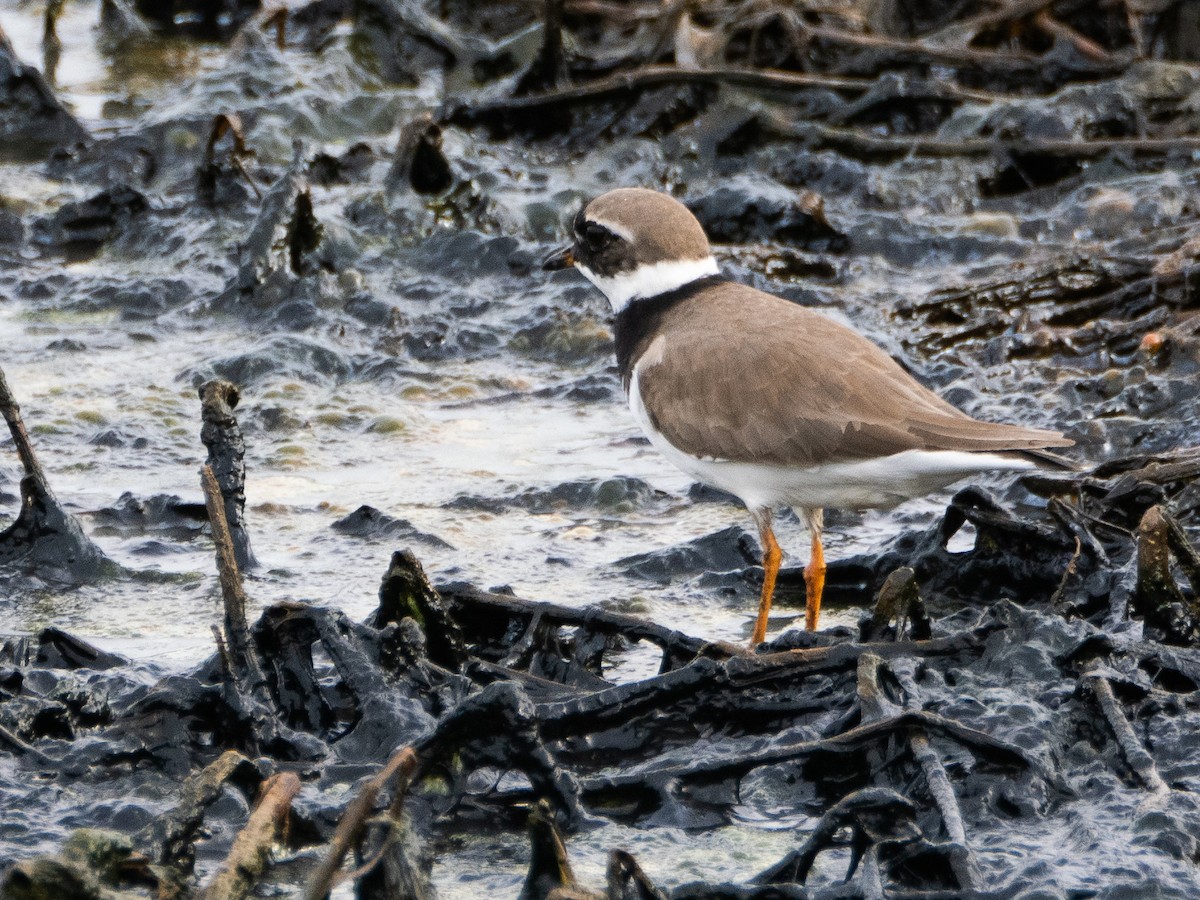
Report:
2,0,1200,891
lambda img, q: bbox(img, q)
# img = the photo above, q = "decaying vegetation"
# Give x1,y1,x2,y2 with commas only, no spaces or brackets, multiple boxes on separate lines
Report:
2,0,1200,894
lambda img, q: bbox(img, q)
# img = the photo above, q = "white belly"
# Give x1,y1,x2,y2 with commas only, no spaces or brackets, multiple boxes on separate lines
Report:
627,370,1035,512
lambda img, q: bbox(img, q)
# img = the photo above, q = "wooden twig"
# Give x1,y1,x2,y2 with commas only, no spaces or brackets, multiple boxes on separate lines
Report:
1050,536,1083,606
140,749,251,869
303,747,418,900
0,367,50,492
1162,512,1200,602
889,661,982,890
444,63,871,123
200,772,301,900
443,582,733,674
1083,672,1169,794
200,463,261,688
923,0,1059,43
607,850,666,899
201,114,261,201
760,116,1200,159
1032,9,1114,63
1133,505,1191,640
800,19,1126,73
0,721,55,765
199,380,256,571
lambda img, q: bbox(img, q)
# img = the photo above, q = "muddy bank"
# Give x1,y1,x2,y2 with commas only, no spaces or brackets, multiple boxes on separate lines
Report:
2,0,1200,893
1,370,1200,896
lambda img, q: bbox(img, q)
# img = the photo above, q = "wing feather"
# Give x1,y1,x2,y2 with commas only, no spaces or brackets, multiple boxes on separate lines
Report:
635,283,1071,467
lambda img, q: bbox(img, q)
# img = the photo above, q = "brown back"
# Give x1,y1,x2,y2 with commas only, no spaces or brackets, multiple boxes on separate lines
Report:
632,281,1072,467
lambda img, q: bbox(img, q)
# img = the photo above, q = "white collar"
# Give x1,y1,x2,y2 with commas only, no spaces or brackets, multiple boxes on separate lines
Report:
577,256,720,313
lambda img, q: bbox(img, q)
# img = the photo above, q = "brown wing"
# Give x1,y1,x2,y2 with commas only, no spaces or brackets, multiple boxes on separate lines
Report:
635,283,1072,467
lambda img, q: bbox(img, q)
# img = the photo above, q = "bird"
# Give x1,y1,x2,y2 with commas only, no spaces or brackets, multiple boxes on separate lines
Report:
543,187,1073,647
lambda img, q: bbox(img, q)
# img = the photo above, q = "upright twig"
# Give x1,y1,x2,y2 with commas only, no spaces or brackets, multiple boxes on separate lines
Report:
0,367,50,492
199,380,256,570
303,747,419,900
200,772,301,900
201,463,257,682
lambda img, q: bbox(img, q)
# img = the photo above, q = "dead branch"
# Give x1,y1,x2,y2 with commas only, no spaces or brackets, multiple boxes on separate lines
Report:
1083,672,1169,794
199,114,260,201
0,366,49,490
303,747,418,900
520,799,585,900
584,707,1039,797
139,749,253,871
0,366,108,579
200,772,301,900
1032,9,1115,62
444,582,733,674
199,380,256,570
758,115,1200,159
0,720,55,765
606,850,666,899
799,19,1128,74
1133,505,1194,642
923,0,1061,44
888,659,981,890
200,463,258,682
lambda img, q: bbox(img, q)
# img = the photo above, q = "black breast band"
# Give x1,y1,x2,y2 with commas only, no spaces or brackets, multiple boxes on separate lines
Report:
613,275,724,391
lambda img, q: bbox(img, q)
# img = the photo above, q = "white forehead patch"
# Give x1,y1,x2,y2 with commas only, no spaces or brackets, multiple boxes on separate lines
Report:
577,256,720,313
579,215,635,242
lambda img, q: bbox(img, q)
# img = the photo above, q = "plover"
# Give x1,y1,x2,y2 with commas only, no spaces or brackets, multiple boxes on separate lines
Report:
544,187,1072,646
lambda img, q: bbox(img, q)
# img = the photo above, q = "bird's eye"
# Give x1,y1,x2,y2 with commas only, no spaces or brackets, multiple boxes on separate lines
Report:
582,222,615,253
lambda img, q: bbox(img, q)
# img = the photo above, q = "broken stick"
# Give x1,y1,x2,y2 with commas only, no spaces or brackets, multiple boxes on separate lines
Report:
200,772,301,900
303,746,418,900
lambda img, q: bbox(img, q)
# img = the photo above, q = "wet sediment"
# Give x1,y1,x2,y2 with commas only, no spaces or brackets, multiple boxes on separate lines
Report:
2,0,1200,895
2,368,1200,896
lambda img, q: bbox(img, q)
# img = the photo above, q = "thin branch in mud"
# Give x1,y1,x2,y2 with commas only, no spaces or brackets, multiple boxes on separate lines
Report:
41,0,63,86
199,379,256,571
1162,513,1200,601
200,114,260,201
444,583,735,675
262,8,287,49
798,19,1128,74
516,0,567,94
0,367,50,492
1031,9,1114,63
0,721,54,765
888,659,981,890
924,0,1060,44
1050,536,1083,607
0,365,108,579
607,849,666,898
200,772,301,900
443,63,872,125
756,786,920,887
1083,672,1169,795
200,463,255,677
759,115,1200,159
140,749,252,870
521,798,586,899
589,707,1040,794
303,746,418,900
862,567,931,641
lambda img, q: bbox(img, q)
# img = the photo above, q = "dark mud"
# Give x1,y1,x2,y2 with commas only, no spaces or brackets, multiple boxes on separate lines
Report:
2,0,1200,894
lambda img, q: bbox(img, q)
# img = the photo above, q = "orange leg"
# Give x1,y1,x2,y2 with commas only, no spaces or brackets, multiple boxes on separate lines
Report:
804,508,826,632
751,511,783,647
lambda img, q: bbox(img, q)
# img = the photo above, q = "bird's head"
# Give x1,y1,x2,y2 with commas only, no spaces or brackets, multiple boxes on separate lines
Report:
543,188,719,312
